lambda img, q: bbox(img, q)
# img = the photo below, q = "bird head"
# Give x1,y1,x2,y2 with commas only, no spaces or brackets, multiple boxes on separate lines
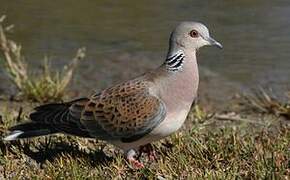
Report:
170,21,223,51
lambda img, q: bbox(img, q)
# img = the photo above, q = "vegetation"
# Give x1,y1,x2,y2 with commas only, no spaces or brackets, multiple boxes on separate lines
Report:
0,15,86,102
0,15,288,179
243,88,290,119
0,93,289,179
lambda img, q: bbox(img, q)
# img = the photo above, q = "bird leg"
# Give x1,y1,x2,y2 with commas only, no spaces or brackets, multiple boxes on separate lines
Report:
139,143,157,161
126,149,144,169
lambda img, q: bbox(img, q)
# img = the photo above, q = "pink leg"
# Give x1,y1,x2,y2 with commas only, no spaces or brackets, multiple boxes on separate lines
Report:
139,144,157,161
126,149,144,169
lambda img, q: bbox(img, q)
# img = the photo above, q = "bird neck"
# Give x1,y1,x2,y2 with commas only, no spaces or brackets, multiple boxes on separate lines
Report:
163,42,187,72
150,48,199,119
163,50,185,72
154,46,199,104
165,47,199,90
162,42,198,74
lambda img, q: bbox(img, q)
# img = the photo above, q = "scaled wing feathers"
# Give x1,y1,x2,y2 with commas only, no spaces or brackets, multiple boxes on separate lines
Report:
68,79,166,141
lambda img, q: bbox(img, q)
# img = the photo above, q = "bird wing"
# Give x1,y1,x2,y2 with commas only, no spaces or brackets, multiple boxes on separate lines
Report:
68,79,166,142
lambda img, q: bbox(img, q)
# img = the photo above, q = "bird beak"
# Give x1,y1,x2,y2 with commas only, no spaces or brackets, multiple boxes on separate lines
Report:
206,37,223,49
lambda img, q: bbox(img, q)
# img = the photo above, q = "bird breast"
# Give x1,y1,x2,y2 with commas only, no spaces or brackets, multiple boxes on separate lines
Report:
150,60,199,138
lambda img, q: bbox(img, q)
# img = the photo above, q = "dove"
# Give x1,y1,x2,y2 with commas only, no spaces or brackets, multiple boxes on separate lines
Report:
4,21,222,168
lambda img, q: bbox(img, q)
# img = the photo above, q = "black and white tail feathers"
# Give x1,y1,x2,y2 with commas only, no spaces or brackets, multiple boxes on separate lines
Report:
3,103,68,141
3,122,57,141
3,98,90,141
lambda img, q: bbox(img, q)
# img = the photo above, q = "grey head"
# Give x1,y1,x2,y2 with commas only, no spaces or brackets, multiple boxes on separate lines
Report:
169,21,222,51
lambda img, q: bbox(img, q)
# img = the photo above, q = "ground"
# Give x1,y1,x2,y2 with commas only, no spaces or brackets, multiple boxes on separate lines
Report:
0,94,289,179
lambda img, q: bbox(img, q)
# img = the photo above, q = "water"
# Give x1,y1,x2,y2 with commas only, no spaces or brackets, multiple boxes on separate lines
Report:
1,0,290,99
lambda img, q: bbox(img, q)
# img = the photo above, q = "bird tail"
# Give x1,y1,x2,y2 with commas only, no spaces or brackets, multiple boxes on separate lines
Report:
3,98,91,141
3,122,58,141
3,102,68,141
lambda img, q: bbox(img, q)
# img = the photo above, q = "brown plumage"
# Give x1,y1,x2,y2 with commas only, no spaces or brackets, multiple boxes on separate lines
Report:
26,78,165,143
71,78,165,141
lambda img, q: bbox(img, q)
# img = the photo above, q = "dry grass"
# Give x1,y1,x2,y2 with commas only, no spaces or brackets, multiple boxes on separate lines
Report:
243,88,290,119
0,15,86,102
0,100,289,179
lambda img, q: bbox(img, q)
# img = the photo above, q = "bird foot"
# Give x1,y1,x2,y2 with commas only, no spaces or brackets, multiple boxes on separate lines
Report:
149,151,157,161
128,157,145,169
139,144,157,161
126,149,144,169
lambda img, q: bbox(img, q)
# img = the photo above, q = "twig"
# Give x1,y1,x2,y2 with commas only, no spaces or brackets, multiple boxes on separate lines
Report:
0,19,27,89
215,114,267,126
16,107,23,122
59,47,86,93
0,15,6,23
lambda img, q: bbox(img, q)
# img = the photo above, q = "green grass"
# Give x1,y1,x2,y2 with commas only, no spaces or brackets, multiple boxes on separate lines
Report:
0,102,289,179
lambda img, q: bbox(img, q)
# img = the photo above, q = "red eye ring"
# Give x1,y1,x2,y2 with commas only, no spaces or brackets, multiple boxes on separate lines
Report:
189,30,199,38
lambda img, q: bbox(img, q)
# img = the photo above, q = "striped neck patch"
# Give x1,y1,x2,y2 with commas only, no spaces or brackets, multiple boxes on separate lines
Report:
165,50,185,72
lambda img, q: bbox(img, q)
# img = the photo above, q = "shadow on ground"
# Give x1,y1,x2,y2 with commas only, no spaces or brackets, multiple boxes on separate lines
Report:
1,138,113,167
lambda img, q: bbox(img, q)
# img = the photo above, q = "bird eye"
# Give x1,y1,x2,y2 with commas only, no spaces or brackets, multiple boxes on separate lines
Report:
189,30,199,38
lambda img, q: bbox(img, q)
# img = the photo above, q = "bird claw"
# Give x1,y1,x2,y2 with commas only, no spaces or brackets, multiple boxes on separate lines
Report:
126,149,144,169
125,144,157,169
128,157,144,169
139,144,157,161
148,150,157,161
